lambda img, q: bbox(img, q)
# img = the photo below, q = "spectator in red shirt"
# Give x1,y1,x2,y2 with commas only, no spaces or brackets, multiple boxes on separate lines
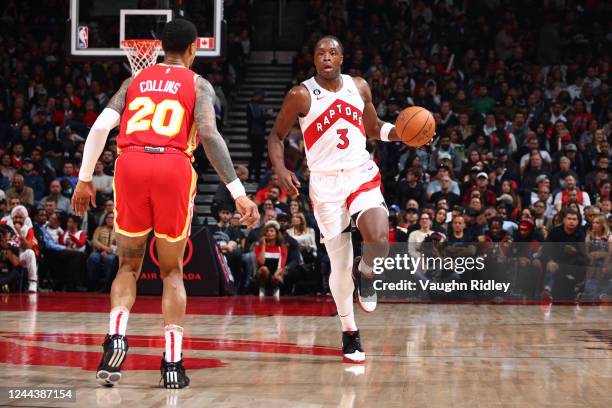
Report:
82,99,99,128
254,173,288,204
10,143,25,169
254,220,288,297
59,215,87,252
463,172,497,206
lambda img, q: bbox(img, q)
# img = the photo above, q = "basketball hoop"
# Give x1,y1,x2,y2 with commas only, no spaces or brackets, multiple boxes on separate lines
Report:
120,39,162,75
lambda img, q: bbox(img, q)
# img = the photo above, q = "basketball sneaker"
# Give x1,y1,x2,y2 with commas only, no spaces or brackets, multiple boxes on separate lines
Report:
160,354,190,389
353,256,377,313
342,330,365,364
96,334,129,387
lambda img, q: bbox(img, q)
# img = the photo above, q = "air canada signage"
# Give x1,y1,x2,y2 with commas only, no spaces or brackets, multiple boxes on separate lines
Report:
137,227,221,296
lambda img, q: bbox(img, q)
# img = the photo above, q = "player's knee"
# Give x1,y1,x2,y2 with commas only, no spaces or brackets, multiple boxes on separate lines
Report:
118,263,140,280
325,233,353,272
161,268,184,286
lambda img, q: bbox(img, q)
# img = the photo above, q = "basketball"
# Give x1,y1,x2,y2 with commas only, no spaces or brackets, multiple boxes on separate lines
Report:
395,106,436,147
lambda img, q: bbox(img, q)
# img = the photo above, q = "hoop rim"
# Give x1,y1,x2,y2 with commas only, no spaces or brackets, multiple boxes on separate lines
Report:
120,39,162,48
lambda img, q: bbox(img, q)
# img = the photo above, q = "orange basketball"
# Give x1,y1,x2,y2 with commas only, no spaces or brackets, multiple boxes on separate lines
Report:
395,106,436,147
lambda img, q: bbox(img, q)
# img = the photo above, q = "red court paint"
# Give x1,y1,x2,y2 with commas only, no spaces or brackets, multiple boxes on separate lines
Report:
1,332,341,357
0,340,225,371
0,294,338,316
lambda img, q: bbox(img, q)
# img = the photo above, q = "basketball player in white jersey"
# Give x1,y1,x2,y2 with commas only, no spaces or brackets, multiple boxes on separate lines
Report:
268,36,402,363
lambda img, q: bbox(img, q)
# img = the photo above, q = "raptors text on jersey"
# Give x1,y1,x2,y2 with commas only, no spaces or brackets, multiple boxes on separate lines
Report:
117,64,200,158
298,75,370,172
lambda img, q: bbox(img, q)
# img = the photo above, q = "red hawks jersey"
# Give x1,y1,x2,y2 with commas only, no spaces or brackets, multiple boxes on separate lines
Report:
298,75,369,172
117,64,200,157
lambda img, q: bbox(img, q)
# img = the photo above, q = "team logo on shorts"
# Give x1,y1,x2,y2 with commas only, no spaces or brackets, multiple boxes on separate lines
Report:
313,89,321,95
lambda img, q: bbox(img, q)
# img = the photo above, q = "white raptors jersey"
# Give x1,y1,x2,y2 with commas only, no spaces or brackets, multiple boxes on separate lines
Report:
298,75,370,172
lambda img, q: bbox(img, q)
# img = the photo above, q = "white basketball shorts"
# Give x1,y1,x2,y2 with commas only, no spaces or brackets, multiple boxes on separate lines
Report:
309,159,388,242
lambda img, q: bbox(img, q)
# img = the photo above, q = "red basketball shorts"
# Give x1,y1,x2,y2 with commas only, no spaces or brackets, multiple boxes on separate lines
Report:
113,149,197,242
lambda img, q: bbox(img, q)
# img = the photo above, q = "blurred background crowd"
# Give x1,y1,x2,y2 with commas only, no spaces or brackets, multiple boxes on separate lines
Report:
0,0,610,301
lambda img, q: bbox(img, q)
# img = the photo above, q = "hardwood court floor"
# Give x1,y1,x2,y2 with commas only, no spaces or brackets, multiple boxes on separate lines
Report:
0,294,610,408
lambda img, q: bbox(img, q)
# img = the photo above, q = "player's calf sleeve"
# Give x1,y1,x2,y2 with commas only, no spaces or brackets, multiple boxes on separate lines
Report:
325,232,357,331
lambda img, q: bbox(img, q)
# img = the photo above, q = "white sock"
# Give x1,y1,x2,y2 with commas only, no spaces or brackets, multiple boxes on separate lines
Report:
164,325,183,362
358,258,373,276
109,307,129,336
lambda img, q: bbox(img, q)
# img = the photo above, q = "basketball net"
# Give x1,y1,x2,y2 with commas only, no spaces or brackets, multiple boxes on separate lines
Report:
120,39,162,76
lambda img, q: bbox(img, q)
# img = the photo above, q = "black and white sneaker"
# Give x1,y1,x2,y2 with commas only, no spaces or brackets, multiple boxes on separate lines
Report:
353,256,377,313
96,334,129,387
342,330,365,364
160,354,190,389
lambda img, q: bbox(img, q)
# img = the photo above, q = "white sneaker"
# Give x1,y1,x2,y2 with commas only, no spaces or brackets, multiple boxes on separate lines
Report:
28,280,38,293
273,288,280,298
259,287,265,297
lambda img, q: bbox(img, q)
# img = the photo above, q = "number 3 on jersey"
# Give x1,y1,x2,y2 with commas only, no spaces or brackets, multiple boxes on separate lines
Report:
126,96,185,137
336,128,349,149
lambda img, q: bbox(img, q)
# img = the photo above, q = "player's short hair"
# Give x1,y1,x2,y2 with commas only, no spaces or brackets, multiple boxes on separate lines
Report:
315,35,344,54
161,18,197,54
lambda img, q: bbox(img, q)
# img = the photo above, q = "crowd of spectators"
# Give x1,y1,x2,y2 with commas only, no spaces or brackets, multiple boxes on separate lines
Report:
214,0,611,301
0,0,252,292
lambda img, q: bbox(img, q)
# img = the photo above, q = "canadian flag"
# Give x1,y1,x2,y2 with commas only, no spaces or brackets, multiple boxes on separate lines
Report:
197,37,215,50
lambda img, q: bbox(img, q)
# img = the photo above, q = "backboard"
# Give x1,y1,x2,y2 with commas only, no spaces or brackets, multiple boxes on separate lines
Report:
69,0,223,58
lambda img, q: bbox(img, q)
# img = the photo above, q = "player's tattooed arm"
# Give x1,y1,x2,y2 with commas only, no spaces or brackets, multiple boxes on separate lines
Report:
106,77,134,114
194,76,238,184
353,76,401,141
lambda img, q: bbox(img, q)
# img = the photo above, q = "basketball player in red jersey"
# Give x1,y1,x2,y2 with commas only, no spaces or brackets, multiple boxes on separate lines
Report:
72,19,259,388
268,36,402,363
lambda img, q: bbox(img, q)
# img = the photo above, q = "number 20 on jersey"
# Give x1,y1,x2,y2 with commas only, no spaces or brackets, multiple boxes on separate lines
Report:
126,96,184,137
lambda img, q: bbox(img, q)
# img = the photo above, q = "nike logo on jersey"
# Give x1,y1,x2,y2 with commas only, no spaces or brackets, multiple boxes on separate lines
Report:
316,95,327,100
